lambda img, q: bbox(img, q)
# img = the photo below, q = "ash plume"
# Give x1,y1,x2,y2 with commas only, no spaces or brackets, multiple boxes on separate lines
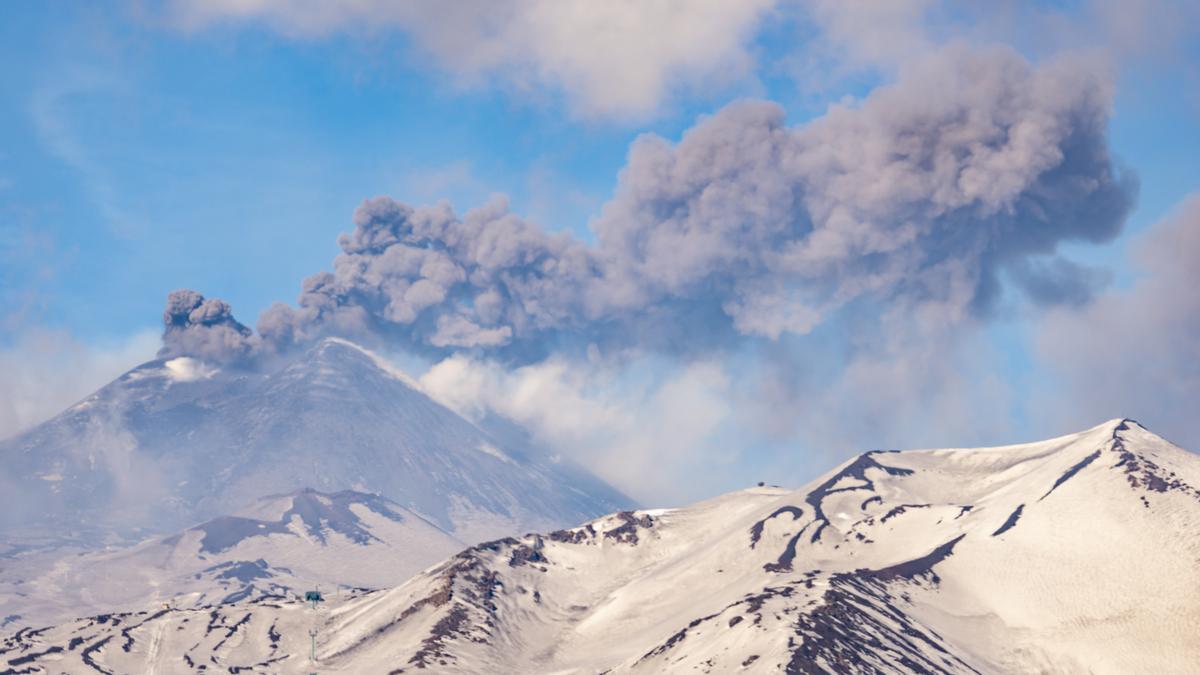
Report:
159,45,1135,364
160,289,256,363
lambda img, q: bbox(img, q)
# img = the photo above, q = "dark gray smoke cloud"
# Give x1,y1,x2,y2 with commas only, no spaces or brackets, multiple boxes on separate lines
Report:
160,289,256,363
161,44,1136,363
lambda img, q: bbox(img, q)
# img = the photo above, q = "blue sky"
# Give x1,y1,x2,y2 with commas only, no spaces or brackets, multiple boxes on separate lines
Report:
2,4,726,340
2,2,1198,501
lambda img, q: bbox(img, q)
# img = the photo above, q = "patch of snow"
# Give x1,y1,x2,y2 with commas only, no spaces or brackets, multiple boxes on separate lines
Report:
476,442,515,465
322,337,423,390
69,395,99,411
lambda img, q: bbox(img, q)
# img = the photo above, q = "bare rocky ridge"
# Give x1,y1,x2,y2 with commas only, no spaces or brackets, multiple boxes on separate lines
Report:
5,419,1200,673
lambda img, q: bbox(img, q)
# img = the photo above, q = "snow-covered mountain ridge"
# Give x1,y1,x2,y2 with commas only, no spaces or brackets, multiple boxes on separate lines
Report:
5,419,1199,673
0,489,463,630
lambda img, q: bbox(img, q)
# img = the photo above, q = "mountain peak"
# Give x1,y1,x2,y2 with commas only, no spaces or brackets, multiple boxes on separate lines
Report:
292,336,423,390
0,330,632,544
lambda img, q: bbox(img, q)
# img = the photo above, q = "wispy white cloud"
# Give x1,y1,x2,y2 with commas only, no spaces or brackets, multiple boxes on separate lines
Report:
28,69,145,237
155,0,1200,123
1034,193,1200,448
0,329,160,441
163,0,776,119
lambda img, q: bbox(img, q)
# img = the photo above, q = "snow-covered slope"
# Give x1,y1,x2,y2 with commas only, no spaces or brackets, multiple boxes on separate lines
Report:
0,489,462,631
0,337,630,545
6,419,1199,674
